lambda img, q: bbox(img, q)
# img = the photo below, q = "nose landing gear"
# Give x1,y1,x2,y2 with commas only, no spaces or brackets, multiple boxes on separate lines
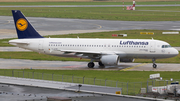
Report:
152,58,157,68
153,64,157,68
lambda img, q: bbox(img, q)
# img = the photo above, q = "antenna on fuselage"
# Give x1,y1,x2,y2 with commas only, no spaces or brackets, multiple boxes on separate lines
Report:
77,36,79,39
151,37,154,40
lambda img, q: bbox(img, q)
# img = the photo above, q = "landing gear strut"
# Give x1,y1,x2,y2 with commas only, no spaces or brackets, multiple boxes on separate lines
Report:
88,62,95,68
152,59,157,68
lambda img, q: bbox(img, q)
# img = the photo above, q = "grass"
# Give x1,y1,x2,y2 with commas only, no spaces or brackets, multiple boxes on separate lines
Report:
0,51,180,63
0,38,15,47
1,69,180,82
0,1,180,5
0,51,89,61
0,6,180,21
0,2,131,5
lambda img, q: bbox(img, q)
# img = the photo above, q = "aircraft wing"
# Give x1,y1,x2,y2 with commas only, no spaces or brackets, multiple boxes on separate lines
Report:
60,50,126,56
61,50,102,54
49,48,126,59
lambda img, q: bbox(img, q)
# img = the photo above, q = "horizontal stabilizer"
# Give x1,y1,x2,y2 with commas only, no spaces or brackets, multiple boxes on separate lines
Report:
9,40,29,45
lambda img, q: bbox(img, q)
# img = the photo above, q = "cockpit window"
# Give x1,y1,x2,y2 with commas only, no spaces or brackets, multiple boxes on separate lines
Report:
162,45,171,48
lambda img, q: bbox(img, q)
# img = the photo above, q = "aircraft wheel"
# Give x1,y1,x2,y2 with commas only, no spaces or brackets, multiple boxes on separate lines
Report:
153,64,157,68
98,62,105,67
88,62,95,68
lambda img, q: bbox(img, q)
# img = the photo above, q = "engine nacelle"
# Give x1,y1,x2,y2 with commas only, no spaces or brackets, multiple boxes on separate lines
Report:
100,55,119,65
120,58,135,62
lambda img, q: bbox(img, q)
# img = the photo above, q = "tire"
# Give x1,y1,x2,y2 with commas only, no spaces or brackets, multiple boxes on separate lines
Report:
88,62,95,68
98,62,105,67
153,64,157,68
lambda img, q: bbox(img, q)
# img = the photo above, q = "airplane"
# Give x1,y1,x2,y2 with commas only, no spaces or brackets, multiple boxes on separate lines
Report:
9,10,179,69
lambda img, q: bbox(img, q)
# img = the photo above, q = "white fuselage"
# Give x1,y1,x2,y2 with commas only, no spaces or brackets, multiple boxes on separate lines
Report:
9,38,179,60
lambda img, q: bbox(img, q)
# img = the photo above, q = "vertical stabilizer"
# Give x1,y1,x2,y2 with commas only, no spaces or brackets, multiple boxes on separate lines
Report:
12,10,43,39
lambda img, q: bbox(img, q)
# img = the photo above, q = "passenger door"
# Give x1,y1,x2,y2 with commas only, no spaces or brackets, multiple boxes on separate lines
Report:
150,41,156,53
38,40,44,52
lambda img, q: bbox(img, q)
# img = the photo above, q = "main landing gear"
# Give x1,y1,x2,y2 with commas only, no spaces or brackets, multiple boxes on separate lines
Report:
98,61,105,67
152,58,157,68
88,62,94,68
87,61,105,68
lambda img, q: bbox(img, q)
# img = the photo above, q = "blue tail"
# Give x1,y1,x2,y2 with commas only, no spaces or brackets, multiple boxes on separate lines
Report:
12,10,43,39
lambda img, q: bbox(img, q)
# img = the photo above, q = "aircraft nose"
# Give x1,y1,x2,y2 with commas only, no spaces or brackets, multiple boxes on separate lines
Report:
173,48,179,56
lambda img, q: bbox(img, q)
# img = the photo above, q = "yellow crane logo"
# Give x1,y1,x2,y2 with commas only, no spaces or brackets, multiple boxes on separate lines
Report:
16,18,28,31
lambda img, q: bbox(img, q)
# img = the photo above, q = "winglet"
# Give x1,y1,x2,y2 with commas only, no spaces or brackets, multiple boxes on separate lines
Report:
12,10,43,39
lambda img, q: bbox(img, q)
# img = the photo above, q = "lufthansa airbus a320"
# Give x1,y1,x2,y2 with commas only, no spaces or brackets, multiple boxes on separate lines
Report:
9,10,179,68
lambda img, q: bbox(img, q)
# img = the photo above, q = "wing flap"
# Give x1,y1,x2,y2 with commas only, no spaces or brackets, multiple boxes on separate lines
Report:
60,50,102,54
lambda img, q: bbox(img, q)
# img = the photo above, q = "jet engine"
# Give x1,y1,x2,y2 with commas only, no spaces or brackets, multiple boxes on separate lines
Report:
100,55,120,65
120,58,135,62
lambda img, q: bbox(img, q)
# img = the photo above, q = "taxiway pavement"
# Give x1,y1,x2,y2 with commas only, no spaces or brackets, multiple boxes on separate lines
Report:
1,16,180,39
0,58,180,71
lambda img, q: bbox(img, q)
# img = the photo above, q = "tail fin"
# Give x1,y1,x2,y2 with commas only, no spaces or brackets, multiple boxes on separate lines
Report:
12,10,43,39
